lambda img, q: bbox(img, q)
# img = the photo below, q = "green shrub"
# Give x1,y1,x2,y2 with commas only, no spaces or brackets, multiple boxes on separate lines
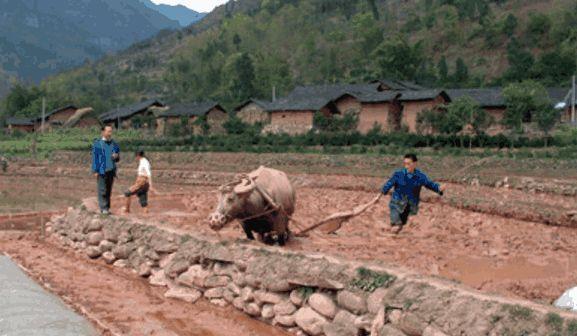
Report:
350,267,396,292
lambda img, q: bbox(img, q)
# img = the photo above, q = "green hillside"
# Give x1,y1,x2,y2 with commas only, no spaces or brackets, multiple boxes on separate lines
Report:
2,0,576,120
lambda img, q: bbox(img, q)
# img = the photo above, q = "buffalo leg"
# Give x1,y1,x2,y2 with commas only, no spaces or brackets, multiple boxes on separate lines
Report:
277,232,287,246
275,214,290,246
241,221,255,240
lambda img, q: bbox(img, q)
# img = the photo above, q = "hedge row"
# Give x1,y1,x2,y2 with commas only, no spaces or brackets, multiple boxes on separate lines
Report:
119,132,573,149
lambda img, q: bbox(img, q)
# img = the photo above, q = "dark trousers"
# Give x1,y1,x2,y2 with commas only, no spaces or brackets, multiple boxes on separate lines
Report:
97,171,115,211
389,198,418,226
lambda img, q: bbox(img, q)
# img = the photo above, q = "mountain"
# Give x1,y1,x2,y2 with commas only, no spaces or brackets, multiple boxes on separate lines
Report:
3,0,577,119
138,0,206,27
0,0,180,84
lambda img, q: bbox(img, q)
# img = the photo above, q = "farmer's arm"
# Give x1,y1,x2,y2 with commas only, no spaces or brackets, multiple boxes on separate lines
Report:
381,172,397,195
91,142,98,175
422,173,444,195
112,141,120,162
145,162,153,190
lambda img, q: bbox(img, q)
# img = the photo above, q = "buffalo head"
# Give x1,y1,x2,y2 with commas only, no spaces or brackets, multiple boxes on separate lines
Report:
208,176,256,231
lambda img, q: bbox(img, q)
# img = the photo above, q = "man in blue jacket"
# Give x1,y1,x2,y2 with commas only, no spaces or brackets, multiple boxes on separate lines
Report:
381,153,445,234
92,125,120,215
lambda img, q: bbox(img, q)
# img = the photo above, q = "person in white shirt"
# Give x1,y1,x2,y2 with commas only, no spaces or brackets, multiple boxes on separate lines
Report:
123,150,153,214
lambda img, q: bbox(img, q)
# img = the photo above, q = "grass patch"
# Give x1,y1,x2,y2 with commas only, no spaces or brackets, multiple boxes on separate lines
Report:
297,286,315,299
350,267,396,293
545,312,563,332
504,304,533,321
566,320,577,335
490,314,502,325
181,234,192,243
403,299,415,310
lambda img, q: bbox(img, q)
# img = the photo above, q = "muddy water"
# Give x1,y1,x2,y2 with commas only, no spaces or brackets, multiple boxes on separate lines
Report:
0,255,98,336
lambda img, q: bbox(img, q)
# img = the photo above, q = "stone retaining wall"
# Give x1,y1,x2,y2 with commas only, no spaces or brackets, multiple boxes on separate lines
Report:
48,206,577,336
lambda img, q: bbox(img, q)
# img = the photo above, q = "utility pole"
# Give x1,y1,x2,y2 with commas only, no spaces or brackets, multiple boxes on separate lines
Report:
41,97,45,133
571,75,576,125
116,104,121,130
272,86,276,102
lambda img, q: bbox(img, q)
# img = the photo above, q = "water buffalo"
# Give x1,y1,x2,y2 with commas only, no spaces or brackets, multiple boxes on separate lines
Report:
208,166,295,245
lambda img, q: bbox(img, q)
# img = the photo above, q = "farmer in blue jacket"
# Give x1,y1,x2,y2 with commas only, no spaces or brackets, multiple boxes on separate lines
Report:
92,125,120,215
382,153,445,234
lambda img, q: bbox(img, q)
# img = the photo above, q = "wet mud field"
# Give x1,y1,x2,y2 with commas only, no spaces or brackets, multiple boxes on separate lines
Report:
2,155,577,334
103,185,577,305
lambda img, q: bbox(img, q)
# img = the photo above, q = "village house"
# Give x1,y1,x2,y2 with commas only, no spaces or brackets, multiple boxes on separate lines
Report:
371,79,426,91
156,101,227,135
264,83,381,135
322,92,403,133
447,88,572,134
100,99,166,129
5,106,101,134
353,91,403,133
32,105,78,132
61,108,102,129
548,88,575,124
446,88,506,127
5,117,35,133
264,82,446,135
398,90,451,133
234,99,271,125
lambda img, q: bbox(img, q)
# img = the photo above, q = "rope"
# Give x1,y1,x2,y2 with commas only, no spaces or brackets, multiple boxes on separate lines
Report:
237,207,278,222
217,176,351,240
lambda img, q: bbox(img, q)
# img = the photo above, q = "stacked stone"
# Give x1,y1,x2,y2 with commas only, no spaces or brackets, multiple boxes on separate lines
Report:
47,207,562,336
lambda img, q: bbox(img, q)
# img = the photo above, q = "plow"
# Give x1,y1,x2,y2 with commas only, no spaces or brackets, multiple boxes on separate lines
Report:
219,157,497,238
293,194,382,236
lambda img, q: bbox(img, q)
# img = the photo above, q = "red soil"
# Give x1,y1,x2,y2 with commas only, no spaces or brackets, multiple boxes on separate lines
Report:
3,164,577,307
103,186,577,305
0,232,289,336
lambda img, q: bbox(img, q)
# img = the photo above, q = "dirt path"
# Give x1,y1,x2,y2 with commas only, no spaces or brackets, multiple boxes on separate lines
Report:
0,232,289,336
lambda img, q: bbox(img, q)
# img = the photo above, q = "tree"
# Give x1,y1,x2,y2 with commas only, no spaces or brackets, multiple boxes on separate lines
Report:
534,106,559,146
223,115,248,135
452,97,493,148
228,53,256,104
441,110,466,147
352,13,383,52
437,56,448,84
454,58,469,85
502,81,551,145
3,83,44,118
442,97,480,147
313,111,358,132
372,36,424,80
366,0,379,20
470,106,493,138
416,109,439,137
526,13,552,43
532,49,576,86
232,34,242,51
501,14,518,37
502,38,534,83
193,115,210,135
262,0,282,14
